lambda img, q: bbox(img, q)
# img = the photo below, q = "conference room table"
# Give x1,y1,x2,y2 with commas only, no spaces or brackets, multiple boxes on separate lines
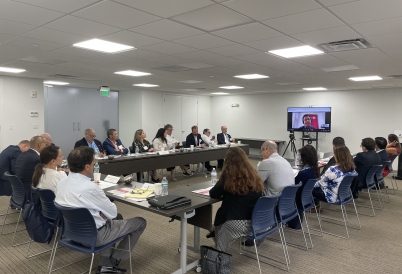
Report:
98,143,249,176
104,180,220,274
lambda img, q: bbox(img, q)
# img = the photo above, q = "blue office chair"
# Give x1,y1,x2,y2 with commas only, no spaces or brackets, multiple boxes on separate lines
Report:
1,172,30,246
318,174,360,239
357,165,383,216
297,178,322,248
49,203,133,274
240,194,289,272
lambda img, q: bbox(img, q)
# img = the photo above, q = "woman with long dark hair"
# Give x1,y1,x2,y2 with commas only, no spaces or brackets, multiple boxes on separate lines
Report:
386,134,401,158
32,145,67,192
209,147,264,252
133,129,158,182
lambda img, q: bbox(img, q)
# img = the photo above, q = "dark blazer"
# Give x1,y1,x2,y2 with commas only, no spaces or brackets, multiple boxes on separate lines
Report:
217,133,232,145
184,133,204,148
103,138,128,155
15,149,40,200
377,150,389,163
354,150,382,188
74,137,104,152
0,145,22,196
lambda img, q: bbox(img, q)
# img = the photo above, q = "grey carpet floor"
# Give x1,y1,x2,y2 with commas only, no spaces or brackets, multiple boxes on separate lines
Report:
0,158,401,274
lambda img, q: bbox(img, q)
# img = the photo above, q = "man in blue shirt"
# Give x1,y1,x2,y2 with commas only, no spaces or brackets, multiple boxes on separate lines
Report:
74,128,105,157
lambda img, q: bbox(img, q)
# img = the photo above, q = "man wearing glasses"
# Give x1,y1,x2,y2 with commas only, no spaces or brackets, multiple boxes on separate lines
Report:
164,124,180,149
74,128,105,157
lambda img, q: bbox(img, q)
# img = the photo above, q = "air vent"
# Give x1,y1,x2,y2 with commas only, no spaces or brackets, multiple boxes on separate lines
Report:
152,65,192,72
386,75,402,79
318,38,374,52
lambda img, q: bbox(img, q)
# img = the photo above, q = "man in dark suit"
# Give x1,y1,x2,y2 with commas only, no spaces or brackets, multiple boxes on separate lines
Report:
74,128,105,157
103,129,128,155
217,126,235,169
354,138,382,192
41,133,55,146
321,137,345,175
15,136,48,200
0,140,30,196
185,126,215,172
375,137,389,188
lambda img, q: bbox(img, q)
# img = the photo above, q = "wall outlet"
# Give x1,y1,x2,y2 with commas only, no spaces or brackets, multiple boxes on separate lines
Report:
33,124,39,129
31,91,37,98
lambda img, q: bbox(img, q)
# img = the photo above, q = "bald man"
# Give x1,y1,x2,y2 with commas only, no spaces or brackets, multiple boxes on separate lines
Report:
15,136,48,200
258,140,294,196
0,140,30,196
74,128,105,157
41,133,54,146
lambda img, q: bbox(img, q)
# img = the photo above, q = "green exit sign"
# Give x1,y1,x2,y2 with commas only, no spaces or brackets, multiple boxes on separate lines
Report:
100,87,110,97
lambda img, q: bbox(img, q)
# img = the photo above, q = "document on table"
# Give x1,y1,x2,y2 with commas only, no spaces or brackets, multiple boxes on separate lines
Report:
108,187,132,198
104,175,120,184
192,186,213,196
98,181,116,189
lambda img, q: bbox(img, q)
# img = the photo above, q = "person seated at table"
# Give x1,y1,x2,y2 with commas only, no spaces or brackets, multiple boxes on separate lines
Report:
164,124,180,149
354,138,381,192
32,145,67,193
321,137,345,175
201,128,216,147
386,134,401,157
298,114,316,130
55,147,146,274
217,126,235,169
185,126,214,172
152,128,191,181
103,129,128,155
132,129,159,183
209,147,263,252
312,146,357,211
74,128,105,157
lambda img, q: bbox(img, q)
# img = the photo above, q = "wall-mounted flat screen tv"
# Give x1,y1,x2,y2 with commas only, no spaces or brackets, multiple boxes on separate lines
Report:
287,107,331,132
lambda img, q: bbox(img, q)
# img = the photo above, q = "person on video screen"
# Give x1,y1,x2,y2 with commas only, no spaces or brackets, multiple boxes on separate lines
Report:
298,114,316,130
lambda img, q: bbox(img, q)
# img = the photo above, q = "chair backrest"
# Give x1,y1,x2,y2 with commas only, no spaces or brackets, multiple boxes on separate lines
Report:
54,203,98,249
377,161,390,182
300,178,319,209
277,182,302,222
38,189,59,221
365,165,382,188
251,194,280,238
337,174,358,204
4,172,26,208
388,154,398,170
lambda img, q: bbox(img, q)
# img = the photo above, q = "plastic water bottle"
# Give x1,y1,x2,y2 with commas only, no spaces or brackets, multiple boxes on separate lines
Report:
161,177,168,196
135,145,139,156
211,168,217,186
94,161,100,173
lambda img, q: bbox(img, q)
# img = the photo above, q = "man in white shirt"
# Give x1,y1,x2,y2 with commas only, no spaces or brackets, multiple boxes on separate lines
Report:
201,128,216,147
164,124,180,148
258,140,294,196
55,147,146,274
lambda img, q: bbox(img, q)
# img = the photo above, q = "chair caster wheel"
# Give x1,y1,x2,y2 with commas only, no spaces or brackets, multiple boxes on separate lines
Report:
196,266,202,273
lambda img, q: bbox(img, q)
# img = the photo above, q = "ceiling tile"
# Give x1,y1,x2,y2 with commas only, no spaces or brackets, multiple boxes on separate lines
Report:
130,20,204,40
329,0,402,24
206,44,261,57
20,56,67,65
352,17,402,37
172,4,253,32
0,44,44,60
73,1,161,29
291,26,361,45
0,32,17,44
0,19,37,35
174,50,224,62
101,31,163,48
36,51,83,62
119,48,166,60
212,23,282,43
142,42,197,55
12,0,101,13
43,16,121,37
179,62,215,69
113,0,214,18
149,55,192,65
174,34,234,49
318,0,359,6
222,0,321,21
367,34,402,64
4,37,66,51
0,0,64,25
262,9,344,35
23,28,88,45
292,54,349,69
245,36,304,51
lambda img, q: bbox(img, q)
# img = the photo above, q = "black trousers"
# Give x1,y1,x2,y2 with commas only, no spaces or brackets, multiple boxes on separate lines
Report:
312,188,327,206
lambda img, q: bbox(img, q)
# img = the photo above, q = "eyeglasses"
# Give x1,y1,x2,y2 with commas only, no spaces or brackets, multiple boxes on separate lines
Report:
87,134,96,138
131,186,149,194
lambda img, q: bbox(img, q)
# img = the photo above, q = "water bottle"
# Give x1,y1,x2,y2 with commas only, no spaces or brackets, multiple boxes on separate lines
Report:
211,168,217,186
94,161,100,173
161,177,168,196
135,145,139,156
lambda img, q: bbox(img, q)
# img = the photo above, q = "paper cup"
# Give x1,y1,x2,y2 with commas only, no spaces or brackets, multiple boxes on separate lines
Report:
93,173,101,182
190,145,194,151
319,152,324,159
154,183,162,196
238,141,241,145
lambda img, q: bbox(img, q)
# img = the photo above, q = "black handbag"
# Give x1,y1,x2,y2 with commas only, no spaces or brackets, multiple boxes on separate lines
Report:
147,195,191,209
200,245,232,274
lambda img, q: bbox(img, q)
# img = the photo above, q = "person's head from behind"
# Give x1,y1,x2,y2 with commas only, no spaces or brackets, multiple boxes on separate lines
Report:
221,126,227,134
107,129,118,141
32,145,63,187
41,133,53,146
375,137,387,150
302,114,311,127
361,137,375,152
334,146,355,173
332,137,345,149
203,128,210,137
388,134,401,150
134,129,146,143
164,124,173,136
191,125,198,135
30,136,48,153
68,147,95,176
298,145,319,178
260,140,277,159
18,140,30,152
221,147,264,195
84,128,96,143
154,128,167,142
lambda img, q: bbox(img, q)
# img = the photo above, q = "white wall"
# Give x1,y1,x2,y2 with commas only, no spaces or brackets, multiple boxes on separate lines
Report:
142,90,164,139
211,88,402,159
198,95,212,134
0,76,44,150
118,90,142,148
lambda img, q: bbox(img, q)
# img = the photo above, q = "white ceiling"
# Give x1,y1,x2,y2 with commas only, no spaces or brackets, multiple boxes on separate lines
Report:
0,0,401,95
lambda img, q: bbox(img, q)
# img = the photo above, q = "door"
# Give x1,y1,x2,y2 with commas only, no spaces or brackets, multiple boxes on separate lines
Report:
181,96,198,141
101,91,119,142
76,88,102,141
163,94,182,143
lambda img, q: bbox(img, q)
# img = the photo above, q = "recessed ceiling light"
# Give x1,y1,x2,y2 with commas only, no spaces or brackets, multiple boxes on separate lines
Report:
321,65,360,72
181,89,198,92
43,81,69,85
268,45,324,58
73,39,135,54
219,86,244,89
0,67,26,73
114,70,152,77
303,87,327,91
234,74,269,79
348,76,382,81
133,83,159,87
179,80,203,83
211,92,229,95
